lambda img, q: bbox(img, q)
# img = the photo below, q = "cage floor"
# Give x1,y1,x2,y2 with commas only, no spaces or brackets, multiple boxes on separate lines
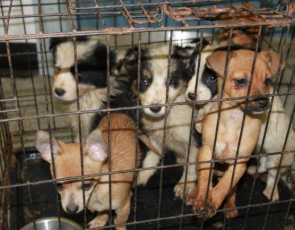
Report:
10,149,295,230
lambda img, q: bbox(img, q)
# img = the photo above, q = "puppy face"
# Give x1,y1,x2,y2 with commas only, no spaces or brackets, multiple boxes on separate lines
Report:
50,37,113,101
36,129,107,214
206,50,286,114
185,44,220,103
125,45,192,117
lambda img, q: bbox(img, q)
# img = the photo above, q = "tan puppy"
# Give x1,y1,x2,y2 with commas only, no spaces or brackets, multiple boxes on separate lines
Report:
36,113,146,230
219,3,262,49
186,49,285,218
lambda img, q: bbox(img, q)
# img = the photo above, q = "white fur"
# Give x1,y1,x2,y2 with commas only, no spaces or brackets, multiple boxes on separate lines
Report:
186,45,220,103
136,45,199,198
53,36,105,101
248,88,295,201
61,77,120,143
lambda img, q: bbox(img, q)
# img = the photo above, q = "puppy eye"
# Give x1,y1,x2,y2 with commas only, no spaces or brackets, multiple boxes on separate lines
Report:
169,79,175,85
55,65,61,71
141,77,148,86
235,79,247,86
265,78,271,86
187,68,194,76
56,183,63,191
208,75,217,82
77,73,83,78
82,182,93,190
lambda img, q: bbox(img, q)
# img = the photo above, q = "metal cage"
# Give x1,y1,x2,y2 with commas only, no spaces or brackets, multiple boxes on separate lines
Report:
0,0,295,229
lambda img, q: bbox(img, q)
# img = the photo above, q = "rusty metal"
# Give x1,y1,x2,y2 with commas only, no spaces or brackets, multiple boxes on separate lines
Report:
0,0,295,229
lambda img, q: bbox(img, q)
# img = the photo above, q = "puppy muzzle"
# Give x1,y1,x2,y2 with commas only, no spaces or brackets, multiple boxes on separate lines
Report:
244,98,269,114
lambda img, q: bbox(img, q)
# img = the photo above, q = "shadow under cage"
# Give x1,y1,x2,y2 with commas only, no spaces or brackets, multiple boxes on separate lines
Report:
0,0,295,229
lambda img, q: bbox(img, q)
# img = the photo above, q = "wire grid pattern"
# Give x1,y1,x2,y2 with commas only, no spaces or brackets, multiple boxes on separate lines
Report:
0,0,295,230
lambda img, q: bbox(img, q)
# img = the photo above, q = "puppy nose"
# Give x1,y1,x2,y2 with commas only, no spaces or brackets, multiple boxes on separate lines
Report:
255,98,269,109
55,88,66,96
150,106,162,113
188,92,196,101
66,205,79,214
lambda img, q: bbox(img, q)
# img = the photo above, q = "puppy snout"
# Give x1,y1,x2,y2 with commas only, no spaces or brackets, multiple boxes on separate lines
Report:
188,92,196,101
255,98,269,109
55,88,66,97
150,106,162,113
66,204,79,214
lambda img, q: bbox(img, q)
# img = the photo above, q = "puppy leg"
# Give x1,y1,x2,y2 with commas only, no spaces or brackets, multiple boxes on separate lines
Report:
191,145,215,218
114,198,131,230
174,145,199,198
263,167,280,201
88,211,109,229
137,142,162,185
223,185,238,218
212,162,247,213
247,156,267,176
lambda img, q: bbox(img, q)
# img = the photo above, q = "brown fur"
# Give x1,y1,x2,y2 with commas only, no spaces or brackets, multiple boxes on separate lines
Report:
36,113,144,230
186,50,285,218
219,3,262,49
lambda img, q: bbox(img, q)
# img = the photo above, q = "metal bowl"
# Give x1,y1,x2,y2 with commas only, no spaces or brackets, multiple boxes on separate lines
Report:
20,217,82,230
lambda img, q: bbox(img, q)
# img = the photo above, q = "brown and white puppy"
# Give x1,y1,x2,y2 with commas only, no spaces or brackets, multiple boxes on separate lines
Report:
186,40,292,202
186,49,284,218
219,3,262,49
36,113,149,230
124,44,202,198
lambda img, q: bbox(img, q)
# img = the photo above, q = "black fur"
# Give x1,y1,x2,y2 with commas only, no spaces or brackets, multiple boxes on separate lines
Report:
186,38,210,80
50,37,117,88
125,45,192,92
88,80,139,134
50,36,140,136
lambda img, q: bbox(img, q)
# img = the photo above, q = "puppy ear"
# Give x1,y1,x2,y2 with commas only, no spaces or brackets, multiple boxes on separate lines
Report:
260,51,286,75
36,130,62,163
124,47,139,73
206,51,228,77
173,46,195,67
84,129,108,162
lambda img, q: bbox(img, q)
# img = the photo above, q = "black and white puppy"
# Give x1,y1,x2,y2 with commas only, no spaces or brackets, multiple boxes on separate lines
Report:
50,36,136,142
124,44,201,198
186,42,295,202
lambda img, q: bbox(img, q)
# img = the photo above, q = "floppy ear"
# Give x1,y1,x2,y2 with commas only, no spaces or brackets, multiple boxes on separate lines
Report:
173,45,195,67
260,51,286,75
206,51,228,77
124,47,139,73
36,130,62,163
84,129,108,162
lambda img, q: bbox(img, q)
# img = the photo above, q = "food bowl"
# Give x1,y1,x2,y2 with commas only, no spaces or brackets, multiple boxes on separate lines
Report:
20,217,82,230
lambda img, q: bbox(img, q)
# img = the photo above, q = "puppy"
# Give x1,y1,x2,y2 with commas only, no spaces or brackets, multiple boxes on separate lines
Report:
50,36,136,143
186,49,283,218
219,3,262,49
36,113,160,229
186,41,292,202
124,44,201,198
247,90,295,201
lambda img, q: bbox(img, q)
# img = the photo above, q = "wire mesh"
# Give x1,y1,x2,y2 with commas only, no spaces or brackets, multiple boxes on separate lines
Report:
0,0,295,230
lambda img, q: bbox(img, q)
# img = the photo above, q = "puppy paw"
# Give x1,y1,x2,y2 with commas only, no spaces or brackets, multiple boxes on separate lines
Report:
174,183,195,199
263,187,279,201
88,214,108,229
192,194,216,218
137,170,154,186
224,208,238,218
247,166,258,176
